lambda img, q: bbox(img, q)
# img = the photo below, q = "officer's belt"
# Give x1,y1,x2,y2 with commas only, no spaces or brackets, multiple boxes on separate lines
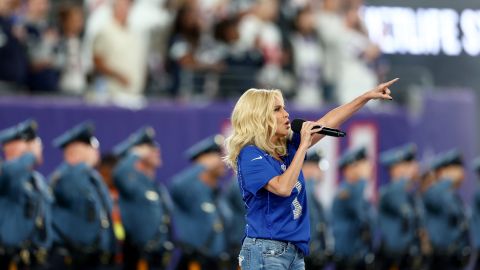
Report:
52,222,100,254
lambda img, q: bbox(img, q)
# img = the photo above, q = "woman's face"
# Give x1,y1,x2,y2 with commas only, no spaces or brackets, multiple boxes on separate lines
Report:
65,8,84,36
273,96,290,139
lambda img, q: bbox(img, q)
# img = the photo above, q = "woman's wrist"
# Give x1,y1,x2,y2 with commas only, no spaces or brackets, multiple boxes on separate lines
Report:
297,143,309,154
361,90,373,101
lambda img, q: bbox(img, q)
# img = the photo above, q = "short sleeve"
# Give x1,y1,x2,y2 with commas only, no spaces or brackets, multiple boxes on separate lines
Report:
238,146,279,196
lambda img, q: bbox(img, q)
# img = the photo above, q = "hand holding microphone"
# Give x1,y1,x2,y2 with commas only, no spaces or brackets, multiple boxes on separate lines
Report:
291,119,346,137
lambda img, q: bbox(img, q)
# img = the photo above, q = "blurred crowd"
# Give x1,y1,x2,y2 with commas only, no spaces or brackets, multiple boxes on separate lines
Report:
0,0,385,109
1,119,480,270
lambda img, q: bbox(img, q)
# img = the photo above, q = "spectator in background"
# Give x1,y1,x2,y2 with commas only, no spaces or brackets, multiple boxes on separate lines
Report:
314,0,346,103
167,1,223,100
0,0,28,92
290,5,324,108
238,0,294,93
57,4,86,96
92,0,147,109
83,0,112,74
336,7,380,105
213,15,263,98
23,0,61,92
129,0,176,96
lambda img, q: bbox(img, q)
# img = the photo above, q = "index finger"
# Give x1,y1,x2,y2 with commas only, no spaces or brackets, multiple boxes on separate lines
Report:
383,78,399,87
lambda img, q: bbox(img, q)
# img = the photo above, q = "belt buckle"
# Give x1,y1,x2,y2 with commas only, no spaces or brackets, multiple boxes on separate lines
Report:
20,249,31,265
35,248,47,265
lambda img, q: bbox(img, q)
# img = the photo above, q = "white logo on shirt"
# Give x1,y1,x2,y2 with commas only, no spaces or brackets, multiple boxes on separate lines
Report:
294,181,302,193
293,198,302,219
251,155,263,161
292,181,303,219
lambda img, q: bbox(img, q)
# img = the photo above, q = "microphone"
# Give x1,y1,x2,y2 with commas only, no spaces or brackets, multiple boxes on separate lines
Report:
291,119,346,137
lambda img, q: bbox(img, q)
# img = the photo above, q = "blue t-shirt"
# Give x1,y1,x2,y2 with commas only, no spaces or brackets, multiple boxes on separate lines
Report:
237,132,310,255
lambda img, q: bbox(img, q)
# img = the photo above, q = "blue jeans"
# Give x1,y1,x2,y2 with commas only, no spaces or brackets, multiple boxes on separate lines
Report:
238,237,305,270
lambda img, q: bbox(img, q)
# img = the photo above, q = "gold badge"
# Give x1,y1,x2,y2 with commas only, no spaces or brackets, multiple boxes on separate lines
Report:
145,190,159,201
201,202,216,213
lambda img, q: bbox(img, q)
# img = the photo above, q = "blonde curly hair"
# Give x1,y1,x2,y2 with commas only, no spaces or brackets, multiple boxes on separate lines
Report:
224,88,289,171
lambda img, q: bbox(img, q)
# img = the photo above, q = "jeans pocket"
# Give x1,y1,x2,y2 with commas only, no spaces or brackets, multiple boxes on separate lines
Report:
262,240,288,257
239,247,251,269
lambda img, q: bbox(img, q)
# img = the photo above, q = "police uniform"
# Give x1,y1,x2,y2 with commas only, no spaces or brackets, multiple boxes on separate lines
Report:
377,144,420,270
224,177,246,268
112,127,174,270
0,120,53,270
331,147,375,270
169,135,232,270
471,157,480,269
302,150,331,269
423,150,471,270
49,122,116,269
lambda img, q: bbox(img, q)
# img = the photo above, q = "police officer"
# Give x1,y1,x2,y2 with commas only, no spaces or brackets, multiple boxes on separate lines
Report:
224,176,245,269
423,150,471,270
471,157,480,269
49,122,116,269
112,126,174,270
378,143,420,270
0,120,53,270
169,135,232,270
331,147,375,270
303,148,330,269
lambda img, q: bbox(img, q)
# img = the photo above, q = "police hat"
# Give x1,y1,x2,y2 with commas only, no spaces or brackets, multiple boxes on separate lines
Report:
380,143,416,167
53,121,99,149
339,146,367,169
430,149,463,171
472,157,480,174
0,119,38,144
305,148,322,163
112,126,158,157
185,134,224,161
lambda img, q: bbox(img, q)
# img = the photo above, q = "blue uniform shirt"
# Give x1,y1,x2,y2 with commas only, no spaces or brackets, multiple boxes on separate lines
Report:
50,162,115,253
225,178,247,248
331,179,372,258
169,164,231,257
378,178,415,253
423,178,469,251
237,132,310,255
113,153,172,250
0,153,53,249
305,180,327,254
471,184,480,249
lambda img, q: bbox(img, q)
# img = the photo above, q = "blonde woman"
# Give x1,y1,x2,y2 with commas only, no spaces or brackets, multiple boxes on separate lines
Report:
224,78,397,270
